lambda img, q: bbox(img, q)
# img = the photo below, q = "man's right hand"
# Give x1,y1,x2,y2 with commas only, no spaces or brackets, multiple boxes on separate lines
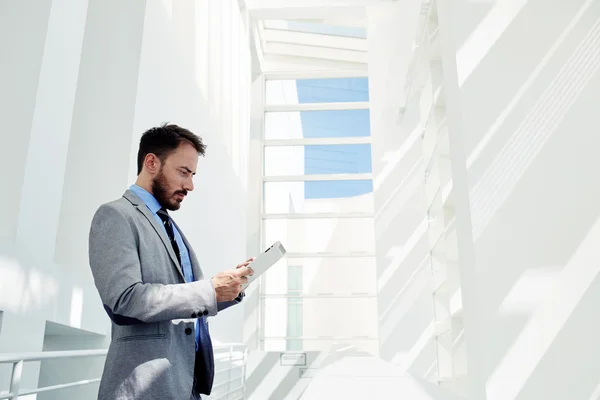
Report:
211,266,253,302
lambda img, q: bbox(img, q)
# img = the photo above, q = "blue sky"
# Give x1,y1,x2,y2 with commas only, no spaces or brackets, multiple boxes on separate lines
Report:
295,78,373,198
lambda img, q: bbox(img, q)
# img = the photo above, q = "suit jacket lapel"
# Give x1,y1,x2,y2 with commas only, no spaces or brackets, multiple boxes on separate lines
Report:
123,190,185,281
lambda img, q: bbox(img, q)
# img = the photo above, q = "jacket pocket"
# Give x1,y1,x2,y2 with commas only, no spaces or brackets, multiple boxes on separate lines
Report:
115,333,166,343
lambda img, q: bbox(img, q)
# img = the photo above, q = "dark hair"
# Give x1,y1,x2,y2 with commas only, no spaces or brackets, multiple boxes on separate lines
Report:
137,123,206,175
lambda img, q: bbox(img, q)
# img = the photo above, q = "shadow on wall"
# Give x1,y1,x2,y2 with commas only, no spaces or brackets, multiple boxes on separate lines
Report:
453,0,600,398
244,351,319,400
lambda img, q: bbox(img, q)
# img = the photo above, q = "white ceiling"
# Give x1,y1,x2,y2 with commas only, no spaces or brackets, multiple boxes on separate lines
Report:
245,0,395,72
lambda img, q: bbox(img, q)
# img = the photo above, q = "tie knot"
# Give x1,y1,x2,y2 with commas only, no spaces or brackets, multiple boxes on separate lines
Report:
157,208,170,222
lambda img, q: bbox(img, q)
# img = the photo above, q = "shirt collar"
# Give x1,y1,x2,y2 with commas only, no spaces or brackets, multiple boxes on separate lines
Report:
129,184,162,215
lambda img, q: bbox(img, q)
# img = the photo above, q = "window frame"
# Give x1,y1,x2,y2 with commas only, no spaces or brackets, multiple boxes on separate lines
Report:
257,71,377,352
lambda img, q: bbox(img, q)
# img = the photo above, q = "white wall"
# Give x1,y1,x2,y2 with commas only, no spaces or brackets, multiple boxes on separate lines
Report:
366,1,437,378
0,0,251,396
445,0,600,398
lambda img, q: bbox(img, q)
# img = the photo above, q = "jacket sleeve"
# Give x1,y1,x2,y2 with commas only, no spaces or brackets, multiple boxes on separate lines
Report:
89,204,218,325
217,292,245,312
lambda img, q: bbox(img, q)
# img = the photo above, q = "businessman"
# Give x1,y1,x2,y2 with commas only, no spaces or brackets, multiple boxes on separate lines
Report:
89,123,253,399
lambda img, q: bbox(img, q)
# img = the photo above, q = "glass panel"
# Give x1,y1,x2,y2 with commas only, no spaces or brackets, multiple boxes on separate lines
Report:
264,257,377,295
264,109,370,140
287,302,303,350
287,264,303,350
264,144,372,176
263,20,367,38
263,218,375,254
263,298,378,340
266,77,369,104
264,181,373,214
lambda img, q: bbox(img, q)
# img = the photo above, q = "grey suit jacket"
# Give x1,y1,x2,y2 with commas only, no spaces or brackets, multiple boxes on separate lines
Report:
89,190,241,400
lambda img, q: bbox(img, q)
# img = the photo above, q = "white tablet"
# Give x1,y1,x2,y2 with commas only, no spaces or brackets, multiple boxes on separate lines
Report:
244,241,287,287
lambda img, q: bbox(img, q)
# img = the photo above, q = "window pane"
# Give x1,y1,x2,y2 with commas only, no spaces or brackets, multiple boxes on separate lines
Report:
264,218,375,254
263,298,378,339
287,297,303,351
264,110,370,140
264,181,373,214
264,144,372,176
266,77,369,104
264,257,377,295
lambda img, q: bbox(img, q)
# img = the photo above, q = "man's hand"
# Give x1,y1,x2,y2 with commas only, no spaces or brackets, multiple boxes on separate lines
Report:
237,257,254,270
212,258,254,302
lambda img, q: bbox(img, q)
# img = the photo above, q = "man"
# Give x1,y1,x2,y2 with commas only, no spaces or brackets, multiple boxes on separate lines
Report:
89,123,253,400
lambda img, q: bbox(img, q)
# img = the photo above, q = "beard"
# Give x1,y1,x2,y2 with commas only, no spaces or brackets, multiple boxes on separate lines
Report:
151,169,187,211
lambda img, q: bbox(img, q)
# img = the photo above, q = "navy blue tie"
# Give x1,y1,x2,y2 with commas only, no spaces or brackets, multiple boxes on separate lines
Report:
157,208,215,395
195,318,215,395
156,208,181,266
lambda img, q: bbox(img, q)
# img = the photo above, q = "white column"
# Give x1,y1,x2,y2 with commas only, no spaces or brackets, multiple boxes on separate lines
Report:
244,75,266,351
54,0,147,271
436,0,486,398
15,0,89,263
0,0,53,245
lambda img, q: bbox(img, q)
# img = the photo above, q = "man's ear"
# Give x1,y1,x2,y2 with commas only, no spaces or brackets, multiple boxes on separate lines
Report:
144,153,160,175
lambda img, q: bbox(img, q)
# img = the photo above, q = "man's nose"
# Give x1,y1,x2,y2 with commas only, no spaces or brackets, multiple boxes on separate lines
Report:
184,178,194,192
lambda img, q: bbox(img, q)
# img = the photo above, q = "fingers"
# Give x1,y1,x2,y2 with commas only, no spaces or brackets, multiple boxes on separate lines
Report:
234,266,253,277
236,257,255,268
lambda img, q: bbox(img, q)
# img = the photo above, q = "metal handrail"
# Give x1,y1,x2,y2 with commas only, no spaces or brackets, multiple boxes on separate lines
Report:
0,343,247,400
0,349,108,364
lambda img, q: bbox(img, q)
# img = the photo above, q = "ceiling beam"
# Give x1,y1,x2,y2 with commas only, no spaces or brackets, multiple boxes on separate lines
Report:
263,68,368,80
262,54,367,74
261,28,367,52
248,5,369,20
263,42,367,64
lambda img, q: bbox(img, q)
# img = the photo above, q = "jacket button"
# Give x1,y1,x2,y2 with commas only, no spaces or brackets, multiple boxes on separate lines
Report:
185,328,192,335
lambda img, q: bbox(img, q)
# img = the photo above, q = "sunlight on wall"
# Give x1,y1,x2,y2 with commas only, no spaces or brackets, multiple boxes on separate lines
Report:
379,257,429,344
390,322,434,371
160,0,173,19
456,0,528,87
378,220,427,289
498,268,560,315
470,18,600,239
0,256,59,314
373,126,422,191
69,287,84,329
588,381,600,400
486,216,600,400
374,169,423,240
466,0,596,170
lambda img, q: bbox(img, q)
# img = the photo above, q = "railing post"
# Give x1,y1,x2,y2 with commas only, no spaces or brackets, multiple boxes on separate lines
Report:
9,360,23,400
227,345,233,400
241,347,248,400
